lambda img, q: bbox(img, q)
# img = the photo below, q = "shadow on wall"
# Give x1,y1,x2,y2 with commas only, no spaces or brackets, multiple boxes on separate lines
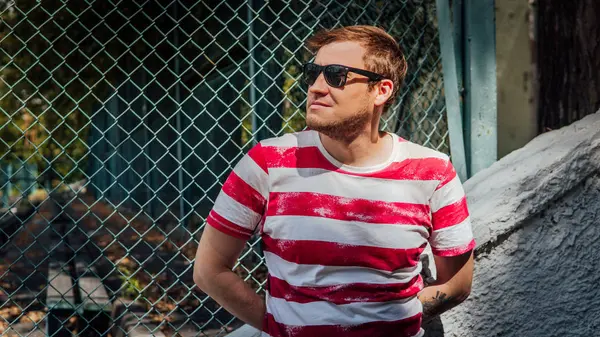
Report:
423,317,444,336
464,174,600,336
430,175,600,336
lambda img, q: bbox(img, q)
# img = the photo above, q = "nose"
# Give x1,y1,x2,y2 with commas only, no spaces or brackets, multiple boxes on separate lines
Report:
308,72,329,95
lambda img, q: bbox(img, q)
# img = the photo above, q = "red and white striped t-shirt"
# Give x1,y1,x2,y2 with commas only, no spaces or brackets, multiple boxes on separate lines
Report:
207,130,475,337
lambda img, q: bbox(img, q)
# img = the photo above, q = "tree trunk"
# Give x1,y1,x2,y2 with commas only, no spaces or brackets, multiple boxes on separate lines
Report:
536,0,600,132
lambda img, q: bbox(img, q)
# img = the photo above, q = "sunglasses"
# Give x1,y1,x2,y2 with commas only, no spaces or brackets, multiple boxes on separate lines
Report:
302,62,385,88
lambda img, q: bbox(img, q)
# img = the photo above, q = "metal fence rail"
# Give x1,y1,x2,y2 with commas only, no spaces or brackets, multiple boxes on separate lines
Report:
0,1,450,335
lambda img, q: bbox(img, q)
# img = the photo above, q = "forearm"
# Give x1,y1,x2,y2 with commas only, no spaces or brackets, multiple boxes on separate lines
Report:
196,268,266,330
417,283,468,324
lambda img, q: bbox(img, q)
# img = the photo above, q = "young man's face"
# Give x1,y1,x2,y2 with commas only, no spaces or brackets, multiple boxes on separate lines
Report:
305,41,378,141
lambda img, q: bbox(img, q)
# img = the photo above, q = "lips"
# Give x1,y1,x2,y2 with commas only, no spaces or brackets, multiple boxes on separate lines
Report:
309,101,331,107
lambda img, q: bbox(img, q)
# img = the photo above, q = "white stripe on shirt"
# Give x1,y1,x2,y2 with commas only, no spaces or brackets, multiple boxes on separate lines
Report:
266,292,422,326
264,251,422,287
430,217,473,249
430,175,465,212
264,216,429,249
269,168,438,204
212,191,262,231
233,153,270,199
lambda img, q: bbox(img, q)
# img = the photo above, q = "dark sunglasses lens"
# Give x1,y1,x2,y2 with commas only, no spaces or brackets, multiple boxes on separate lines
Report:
303,64,321,85
324,65,346,87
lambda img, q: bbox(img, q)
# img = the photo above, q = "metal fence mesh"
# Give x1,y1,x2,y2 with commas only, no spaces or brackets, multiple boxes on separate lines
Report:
0,0,448,335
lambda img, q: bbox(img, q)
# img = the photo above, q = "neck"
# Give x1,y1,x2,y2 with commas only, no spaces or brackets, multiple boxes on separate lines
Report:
319,126,393,167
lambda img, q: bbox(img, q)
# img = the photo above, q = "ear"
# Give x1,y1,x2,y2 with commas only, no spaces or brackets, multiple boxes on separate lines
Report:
373,79,394,107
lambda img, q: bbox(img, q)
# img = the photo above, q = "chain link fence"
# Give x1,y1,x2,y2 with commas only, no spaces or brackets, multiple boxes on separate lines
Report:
0,0,448,335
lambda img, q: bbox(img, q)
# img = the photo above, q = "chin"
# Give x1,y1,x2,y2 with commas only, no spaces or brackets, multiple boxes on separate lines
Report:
305,114,328,129
306,107,323,117
306,117,339,138
306,108,372,142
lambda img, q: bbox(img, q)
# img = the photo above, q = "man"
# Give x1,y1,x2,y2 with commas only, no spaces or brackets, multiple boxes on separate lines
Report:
194,25,475,337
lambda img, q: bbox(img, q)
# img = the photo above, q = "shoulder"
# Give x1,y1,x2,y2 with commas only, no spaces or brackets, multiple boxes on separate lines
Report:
393,137,453,183
247,131,317,169
258,130,317,149
396,137,450,163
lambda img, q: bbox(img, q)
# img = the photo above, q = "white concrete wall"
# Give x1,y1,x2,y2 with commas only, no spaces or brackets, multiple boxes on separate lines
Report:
430,111,600,336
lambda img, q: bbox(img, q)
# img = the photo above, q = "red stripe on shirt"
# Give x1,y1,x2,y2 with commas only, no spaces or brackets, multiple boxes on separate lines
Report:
431,197,469,230
264,312,422,337
436,161,457,190
268,274,423,305
222,171,266,214
376,158,448,181
267,192,431,226
248,143,268,173
262,146,339,171
261,145,449,181
206,210,254,240
262,235,426,272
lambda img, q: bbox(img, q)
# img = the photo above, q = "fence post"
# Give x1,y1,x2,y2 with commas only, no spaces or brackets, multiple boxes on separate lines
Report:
248,0,284,141
436,0,468,182
464,0,498,176
172,1,186,229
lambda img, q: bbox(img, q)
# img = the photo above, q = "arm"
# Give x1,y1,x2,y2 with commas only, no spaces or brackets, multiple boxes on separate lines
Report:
420,157,475,323
193,225,266,330
418,250,473,323
193,143,270,330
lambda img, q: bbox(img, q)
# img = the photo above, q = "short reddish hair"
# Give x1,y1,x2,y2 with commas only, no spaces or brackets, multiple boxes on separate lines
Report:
305,25,408,107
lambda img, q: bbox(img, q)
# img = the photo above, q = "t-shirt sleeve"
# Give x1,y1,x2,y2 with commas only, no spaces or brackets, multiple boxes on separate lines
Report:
429,157,475,256
206,143,269,240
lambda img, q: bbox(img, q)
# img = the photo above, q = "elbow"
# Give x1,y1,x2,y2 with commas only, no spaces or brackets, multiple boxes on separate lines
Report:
193,261,210,291
456,284,472,304
193,259,227,293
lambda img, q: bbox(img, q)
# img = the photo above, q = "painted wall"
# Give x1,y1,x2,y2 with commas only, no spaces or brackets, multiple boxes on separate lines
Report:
496,0,537,158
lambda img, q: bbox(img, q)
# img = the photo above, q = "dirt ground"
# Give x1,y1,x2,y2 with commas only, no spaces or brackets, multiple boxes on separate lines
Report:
0,192,267,336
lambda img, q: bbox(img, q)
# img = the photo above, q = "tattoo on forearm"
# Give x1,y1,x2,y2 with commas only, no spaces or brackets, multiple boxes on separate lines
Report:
421,290,466,323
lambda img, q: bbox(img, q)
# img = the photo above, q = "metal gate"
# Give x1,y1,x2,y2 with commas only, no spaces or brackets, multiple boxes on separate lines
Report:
0,0,494,335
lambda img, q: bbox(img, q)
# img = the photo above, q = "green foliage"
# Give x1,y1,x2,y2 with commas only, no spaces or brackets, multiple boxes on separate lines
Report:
239,51,308,148
0,1,121,184
117,264,145,300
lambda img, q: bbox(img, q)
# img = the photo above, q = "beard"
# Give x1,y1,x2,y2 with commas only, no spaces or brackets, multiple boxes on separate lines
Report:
306,106,371,143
